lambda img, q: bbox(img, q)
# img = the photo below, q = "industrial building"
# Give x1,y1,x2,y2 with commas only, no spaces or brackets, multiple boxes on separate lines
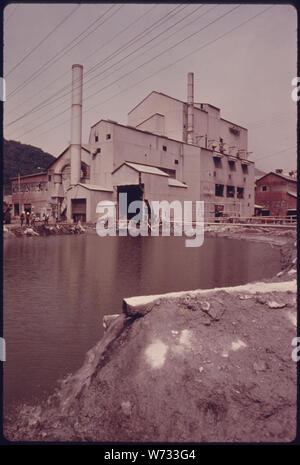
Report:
255,170,297,217
12,66,255,223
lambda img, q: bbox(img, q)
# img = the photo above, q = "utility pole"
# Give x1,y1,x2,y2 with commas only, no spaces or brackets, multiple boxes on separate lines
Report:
18,173,21,216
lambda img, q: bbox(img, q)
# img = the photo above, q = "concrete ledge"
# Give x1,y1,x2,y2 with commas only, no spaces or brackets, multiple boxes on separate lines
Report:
123,279,297,317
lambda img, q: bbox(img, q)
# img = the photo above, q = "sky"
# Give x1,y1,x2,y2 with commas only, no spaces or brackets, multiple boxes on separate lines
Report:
3,2,298,173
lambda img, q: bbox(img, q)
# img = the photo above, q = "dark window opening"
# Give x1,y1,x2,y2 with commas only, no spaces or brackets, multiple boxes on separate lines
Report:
262,185,268,191
174,159,179,165
237,187,244,199
215,204,224,217
106,134,111,140
226,185,235,198
215,184,224,197
228,160,236,171
163,145,167,151
97,148,101,153
14,203,19,216
95,135,99,142
48,175,51,181
242,164,248,174
213,157,222,168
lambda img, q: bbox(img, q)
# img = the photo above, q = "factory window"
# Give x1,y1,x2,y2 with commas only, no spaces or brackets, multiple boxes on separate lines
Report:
237,187,244,199
242,164,248,174
226,185,235,198
95,135,98,142
174,159,179,165
262,185,268,192
228,160,236,171
106,134,111,140
213,157,222,168
215,184,224,197
163,145,167,151
48,175,51,181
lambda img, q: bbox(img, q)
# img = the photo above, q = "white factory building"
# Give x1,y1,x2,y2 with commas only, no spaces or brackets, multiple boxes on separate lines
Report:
13,66,255,223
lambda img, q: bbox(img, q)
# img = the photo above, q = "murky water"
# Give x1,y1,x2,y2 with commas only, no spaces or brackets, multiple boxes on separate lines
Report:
4,232,281,411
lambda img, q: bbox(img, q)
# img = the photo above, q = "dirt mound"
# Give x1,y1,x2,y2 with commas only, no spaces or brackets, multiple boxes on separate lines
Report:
4,279,297,443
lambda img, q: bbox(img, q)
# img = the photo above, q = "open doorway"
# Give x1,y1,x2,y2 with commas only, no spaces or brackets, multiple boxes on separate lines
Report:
71,199,86,223
117,185,144,220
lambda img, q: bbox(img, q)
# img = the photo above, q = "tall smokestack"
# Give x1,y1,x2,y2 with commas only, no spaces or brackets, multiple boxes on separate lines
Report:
187,72,194,144
71,64,83,185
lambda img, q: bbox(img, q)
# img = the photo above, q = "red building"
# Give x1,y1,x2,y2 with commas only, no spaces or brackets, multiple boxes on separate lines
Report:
255,170,297,217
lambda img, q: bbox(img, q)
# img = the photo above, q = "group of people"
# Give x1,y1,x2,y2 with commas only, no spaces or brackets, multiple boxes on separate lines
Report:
20,212,49,227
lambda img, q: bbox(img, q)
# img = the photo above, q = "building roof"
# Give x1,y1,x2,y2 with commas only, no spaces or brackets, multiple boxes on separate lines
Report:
78,183,113,192
127,90,247,130
113,161,169,177
287,191,297,198
168,178,188,188
11,171,47,181
256,171,297,184
47,144,90,169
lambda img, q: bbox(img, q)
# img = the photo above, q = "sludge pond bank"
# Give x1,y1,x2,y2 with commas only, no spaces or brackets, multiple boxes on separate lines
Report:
3,226,297,442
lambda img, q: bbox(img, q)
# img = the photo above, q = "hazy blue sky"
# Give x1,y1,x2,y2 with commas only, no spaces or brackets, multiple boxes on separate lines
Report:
3,3,297,172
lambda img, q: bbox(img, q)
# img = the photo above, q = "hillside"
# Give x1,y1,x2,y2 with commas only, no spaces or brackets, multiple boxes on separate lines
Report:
3,139,56,194
254,167,266,178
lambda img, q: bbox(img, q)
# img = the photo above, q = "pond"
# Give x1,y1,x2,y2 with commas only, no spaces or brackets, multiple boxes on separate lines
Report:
3,232,281,411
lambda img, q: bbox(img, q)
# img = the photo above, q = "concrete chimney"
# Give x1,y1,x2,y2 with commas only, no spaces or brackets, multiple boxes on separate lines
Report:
187,72,194,144
70,64,83,185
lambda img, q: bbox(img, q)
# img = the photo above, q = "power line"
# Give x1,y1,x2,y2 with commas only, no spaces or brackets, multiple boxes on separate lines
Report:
6,4,205,129
13,5,242,139
6,5,81,77
5,4,159,120
17,5,271,142
253,146,297,162
7,4,184,113
5,4,191,129
6,4,123,99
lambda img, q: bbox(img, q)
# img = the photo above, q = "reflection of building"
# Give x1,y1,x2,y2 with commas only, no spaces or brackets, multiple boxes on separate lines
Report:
255,170,297,217
11,67,255,222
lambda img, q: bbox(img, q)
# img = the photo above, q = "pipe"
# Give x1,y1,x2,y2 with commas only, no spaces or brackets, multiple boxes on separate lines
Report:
187,72,194,144
70,64,83,185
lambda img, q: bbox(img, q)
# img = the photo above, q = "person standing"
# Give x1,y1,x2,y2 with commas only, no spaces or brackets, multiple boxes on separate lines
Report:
20,212,25,227
25,212,30,226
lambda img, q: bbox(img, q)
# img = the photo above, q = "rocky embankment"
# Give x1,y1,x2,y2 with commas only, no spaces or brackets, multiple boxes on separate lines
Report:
4,227,298,443
3,222,86,238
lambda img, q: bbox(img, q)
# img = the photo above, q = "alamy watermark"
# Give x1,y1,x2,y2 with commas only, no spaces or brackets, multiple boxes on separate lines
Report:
291,337,300,362
0,77,6,102
96,194,204,247
0,337,6,362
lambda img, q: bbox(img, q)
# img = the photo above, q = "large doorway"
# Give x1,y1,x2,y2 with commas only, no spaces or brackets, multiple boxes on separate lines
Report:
117,185,143,220
71,199,86,223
